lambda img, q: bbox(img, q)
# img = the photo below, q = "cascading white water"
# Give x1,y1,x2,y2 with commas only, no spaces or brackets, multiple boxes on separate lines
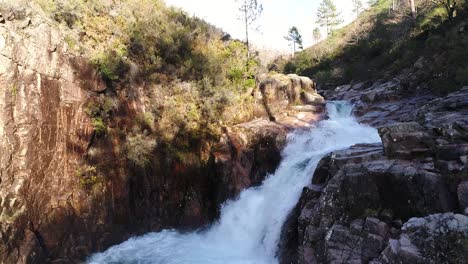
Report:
88,101,381,264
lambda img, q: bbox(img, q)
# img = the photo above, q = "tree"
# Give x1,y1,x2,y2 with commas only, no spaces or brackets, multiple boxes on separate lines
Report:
313,27,322,43
284,26,303,54
431,0,459,20
352,0,364,18
237,0,263,59
410,0,417,18
316,0,343,36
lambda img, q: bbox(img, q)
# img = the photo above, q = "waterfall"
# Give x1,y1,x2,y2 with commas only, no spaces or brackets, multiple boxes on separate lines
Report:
88,101,381,264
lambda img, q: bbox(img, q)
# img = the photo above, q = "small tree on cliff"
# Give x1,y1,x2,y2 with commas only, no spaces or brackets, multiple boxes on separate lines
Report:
316,0,343,36
237,0,263,59
285,26,303,54
313,27,322,44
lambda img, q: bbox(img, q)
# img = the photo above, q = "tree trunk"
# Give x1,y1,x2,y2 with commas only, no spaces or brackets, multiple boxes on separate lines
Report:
410,0,416,18
244,0,249,60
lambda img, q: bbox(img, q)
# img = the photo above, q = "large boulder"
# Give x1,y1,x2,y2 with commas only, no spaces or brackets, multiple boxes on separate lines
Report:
257,73,324,121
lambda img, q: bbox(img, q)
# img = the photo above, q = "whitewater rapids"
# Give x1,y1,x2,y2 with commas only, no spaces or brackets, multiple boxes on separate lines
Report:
88,101,381,264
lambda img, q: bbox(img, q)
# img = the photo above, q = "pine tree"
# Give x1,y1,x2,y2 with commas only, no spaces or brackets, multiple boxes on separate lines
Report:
284,26,303,54
313,27,322,43
316,0,343,36
237,0,263,59
352,0,364,18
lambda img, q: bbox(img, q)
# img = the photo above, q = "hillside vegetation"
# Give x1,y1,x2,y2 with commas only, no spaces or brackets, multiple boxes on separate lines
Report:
277,0,468,94
16,0,265,169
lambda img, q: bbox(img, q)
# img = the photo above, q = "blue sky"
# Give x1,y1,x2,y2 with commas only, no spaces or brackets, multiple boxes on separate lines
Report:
165,0,363,52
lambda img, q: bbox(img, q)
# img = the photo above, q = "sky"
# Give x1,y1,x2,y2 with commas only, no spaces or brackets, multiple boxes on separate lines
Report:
165,0,364,53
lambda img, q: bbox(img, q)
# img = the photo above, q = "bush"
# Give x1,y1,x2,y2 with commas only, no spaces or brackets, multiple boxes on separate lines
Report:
92,50,129,82
76,165,102,189
84,98,117,137
136,112,155,131
91,118,107,137
125,130,157,168
314,70,332,85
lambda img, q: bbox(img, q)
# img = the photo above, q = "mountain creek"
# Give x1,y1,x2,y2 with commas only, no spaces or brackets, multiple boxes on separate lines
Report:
0,1,467,264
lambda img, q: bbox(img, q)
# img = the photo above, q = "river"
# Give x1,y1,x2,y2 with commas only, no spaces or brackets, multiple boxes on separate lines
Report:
88,101,381,264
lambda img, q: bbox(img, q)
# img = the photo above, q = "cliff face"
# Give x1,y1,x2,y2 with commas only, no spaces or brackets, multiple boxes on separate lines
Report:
0,8,101,264
0,6,325,263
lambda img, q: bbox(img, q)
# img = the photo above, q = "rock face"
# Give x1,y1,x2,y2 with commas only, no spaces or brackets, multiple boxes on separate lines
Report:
382,213,468,264
257,73,324,123
0,7,103,264
0,6,323,263
279,85,468,264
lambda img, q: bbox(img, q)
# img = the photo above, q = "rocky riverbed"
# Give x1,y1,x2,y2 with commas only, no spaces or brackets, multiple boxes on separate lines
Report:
279,82,468,264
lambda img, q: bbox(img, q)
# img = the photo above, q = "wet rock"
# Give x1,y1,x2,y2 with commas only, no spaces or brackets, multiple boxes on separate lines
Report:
214,120,288,205
278,203,301,264
312,143,384,185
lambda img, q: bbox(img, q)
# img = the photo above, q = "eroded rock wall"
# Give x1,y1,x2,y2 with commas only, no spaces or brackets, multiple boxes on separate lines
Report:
0,5,113,263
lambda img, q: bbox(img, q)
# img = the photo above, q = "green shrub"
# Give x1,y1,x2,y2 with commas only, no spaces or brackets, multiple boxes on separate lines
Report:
315,70,332,85
76,165,102,189
125,130,157,168
136,112,155,130
10,84,17,97
92,50,129,82
228,68,244,84
91,117,107,137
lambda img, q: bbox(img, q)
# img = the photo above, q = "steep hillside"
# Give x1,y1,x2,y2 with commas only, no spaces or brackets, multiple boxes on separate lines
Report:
277,0,468,94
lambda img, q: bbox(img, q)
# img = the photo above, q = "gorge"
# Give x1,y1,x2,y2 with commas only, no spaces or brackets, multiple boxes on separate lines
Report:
0,0,467,263
87,102,381,263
